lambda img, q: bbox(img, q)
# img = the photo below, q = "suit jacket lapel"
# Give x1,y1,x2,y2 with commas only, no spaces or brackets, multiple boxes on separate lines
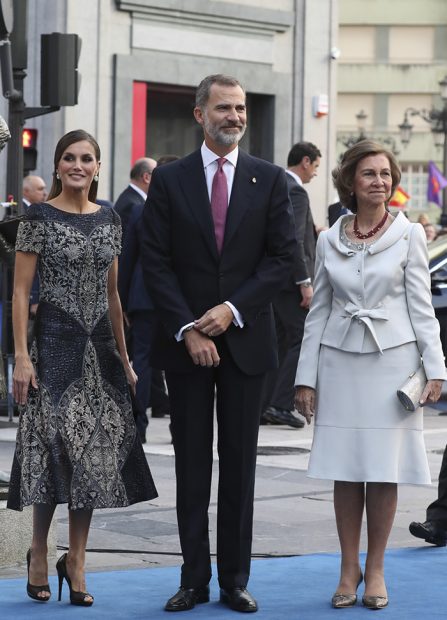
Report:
177,150,219,260
223,150,257,251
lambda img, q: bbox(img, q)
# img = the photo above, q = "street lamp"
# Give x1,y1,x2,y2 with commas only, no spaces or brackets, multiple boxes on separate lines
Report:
356,109,367,140
398,74,447,225
338,109,399,154
338,109,369,148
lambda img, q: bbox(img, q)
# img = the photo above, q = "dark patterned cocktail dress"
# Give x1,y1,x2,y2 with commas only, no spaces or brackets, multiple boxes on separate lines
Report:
7,203,157,510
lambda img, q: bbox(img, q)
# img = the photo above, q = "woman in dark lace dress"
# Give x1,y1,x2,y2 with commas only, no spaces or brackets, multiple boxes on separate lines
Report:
7,130,157,605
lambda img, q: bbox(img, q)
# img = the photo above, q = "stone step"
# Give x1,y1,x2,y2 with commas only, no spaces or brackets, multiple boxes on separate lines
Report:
0,499,57,567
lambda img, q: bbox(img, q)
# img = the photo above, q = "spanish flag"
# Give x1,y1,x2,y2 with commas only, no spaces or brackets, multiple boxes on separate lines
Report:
389,186,410,208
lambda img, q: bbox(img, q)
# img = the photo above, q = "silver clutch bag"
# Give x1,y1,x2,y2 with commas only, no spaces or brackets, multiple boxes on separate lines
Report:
396,365,427,412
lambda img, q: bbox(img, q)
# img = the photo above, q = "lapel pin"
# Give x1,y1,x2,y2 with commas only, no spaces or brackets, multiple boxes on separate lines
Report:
251,177,256,184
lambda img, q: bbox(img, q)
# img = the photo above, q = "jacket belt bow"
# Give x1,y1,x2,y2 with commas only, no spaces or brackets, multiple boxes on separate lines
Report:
340,301,389,353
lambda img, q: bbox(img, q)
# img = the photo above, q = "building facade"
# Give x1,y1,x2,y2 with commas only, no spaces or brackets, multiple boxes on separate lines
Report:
0,0,338,226
337,0,447,218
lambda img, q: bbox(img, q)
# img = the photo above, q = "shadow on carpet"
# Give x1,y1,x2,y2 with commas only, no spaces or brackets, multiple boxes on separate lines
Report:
0,547,445,619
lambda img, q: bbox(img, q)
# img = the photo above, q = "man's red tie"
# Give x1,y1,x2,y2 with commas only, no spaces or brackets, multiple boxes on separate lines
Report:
210,157,228,253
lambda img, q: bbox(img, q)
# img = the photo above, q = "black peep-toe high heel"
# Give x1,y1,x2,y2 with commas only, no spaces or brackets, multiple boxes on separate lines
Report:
56,553,94,606
26,549,51,602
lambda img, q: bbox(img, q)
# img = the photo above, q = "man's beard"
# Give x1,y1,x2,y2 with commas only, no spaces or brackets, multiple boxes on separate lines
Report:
203,112,246,146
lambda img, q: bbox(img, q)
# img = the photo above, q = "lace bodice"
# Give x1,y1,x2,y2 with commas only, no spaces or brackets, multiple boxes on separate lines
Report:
16,203,121,332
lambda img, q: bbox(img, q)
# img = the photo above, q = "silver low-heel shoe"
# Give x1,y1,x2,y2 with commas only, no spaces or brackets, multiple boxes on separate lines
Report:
331,573,363,608
332,592,358,608
362,594,388,609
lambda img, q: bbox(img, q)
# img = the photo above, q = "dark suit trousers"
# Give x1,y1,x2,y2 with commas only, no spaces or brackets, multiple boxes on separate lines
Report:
149,369,170,413
263,289,307,412
129,310,157,435
165,338,265,589
427,443,447,526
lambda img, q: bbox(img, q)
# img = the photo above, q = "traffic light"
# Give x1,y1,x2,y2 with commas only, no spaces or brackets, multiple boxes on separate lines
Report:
23,128,37,173
40,33,81,107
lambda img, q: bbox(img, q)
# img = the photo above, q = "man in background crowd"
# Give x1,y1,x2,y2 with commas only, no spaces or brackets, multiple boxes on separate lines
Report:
117,156,173,442
262,141,321,428
114,157,157,238
22,175,47,209
22,175,47,313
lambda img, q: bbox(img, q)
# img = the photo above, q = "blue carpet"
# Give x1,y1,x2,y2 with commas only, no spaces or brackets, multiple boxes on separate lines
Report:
0,547,445,619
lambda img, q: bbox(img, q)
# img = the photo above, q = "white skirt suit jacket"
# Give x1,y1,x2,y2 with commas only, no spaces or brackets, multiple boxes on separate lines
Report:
295,212,446,484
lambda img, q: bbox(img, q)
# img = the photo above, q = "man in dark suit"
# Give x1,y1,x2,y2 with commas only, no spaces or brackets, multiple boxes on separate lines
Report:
262,142,320,428
140,74,295,613
118,201,158,443
117,156,171,443
22,175,47,209
22,176,47,313
409,449,447,546
114,157,157,238
328,200,350,227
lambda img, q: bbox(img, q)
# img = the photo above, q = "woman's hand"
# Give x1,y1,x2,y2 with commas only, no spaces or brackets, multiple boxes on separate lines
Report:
294,386,316,424
13,356,38,405
420,379,444,406
123,362,138,396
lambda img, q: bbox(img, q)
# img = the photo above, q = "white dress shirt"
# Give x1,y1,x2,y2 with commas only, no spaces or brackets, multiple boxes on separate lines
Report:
129,182,147,201
285,168,303,187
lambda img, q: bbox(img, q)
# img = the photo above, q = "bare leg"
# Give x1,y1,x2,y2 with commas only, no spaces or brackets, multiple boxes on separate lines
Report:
65,508,93,602
364,482,397,598
29,504,56,599
333,481,364,593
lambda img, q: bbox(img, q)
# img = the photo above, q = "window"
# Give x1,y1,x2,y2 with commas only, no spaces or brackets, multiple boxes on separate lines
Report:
401,164,427,212
388,27,434,64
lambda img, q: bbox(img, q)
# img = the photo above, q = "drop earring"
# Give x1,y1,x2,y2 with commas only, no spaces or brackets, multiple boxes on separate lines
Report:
56,172,60,180
94,174,99,182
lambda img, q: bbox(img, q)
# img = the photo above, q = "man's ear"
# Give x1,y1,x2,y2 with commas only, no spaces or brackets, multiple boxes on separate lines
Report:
193,106,204,126
302,155,310,169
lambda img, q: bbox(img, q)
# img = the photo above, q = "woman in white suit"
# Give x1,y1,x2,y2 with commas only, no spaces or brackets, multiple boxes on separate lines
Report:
295,140,446,610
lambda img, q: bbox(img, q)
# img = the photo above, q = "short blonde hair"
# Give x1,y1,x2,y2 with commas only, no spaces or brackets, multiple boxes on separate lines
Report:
333,140,401,213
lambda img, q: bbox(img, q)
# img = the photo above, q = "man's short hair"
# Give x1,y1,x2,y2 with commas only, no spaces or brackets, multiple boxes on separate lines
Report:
287,142,322,167
130,159,154,181
195,74,245,109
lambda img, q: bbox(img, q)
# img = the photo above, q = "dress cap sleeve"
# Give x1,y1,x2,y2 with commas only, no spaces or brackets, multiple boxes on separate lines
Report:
15,203,45,254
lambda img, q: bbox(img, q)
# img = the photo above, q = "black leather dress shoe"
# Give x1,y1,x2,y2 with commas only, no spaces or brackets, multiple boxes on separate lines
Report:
165,585,210,611
151,407,169,418
262,406,305,429
409,520,447,546
220,587,258,613
138,431,147,444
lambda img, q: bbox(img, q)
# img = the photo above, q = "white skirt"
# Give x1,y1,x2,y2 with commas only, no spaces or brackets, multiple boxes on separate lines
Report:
307,342,431,485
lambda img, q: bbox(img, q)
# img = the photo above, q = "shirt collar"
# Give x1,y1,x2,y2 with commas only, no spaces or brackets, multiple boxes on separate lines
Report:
201,142,238,168
129,182,147,200
286,168,303,187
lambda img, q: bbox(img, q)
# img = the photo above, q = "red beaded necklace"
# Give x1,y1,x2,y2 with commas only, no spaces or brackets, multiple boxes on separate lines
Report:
353,211,389,240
